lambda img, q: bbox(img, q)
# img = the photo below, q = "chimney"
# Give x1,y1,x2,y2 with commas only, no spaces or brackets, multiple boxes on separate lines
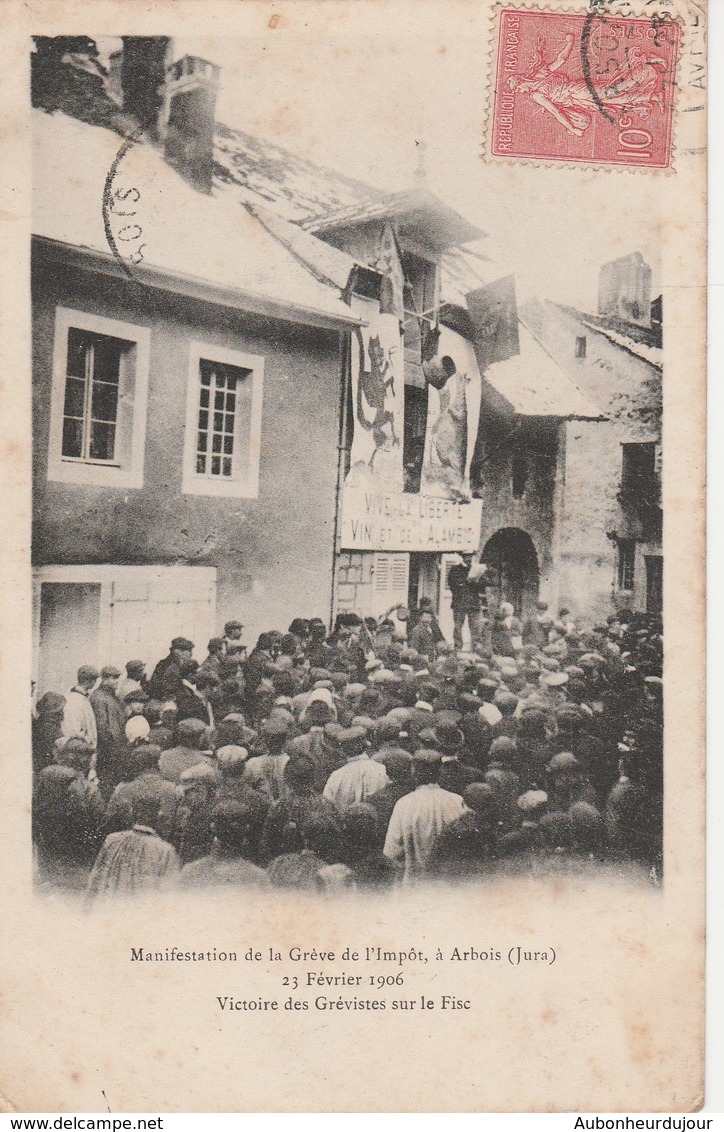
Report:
160,55,220,195
598,251,652,328
107,48,123,106
120,37,172,138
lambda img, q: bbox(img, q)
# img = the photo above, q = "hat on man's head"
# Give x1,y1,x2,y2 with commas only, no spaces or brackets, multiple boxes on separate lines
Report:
77,665,99,685
262,715,291,740
493,690,518,712
177,718,207,740
224,620,244,634
517,789,548,815
124,688,149,704
540,670,569,687
58,736,96,770
412,747,443,765
547,751,579,775
376,717,403,743
171,637,194,652
463,782,497,817
379,750,413,777
180,762,218,787
570,801,604,850
216,745,249,772
555,704,583,726
130,743,161,775
270,705,295,728
36,691,66,716
350,715,375,733
370,668,400,686
339,726,369,756
309,668,333,685
488,736,517,763
125,660,146,676
435,656,459,680
343,683,366,699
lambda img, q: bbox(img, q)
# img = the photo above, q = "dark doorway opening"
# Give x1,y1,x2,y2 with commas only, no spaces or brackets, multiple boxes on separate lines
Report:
482,528,540,618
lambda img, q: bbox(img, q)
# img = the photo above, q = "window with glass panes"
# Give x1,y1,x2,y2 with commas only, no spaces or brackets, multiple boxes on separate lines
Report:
195,359,251,479
618,539,636,591
62,329,132,463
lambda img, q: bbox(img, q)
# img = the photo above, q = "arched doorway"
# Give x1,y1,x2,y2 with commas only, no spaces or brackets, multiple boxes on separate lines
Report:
482,528,540,618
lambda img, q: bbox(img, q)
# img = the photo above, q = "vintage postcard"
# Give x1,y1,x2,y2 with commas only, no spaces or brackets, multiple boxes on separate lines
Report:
0,0,707,1113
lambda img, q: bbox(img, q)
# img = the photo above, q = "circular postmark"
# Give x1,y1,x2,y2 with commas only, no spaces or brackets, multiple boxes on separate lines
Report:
579,2,680,129
102,126,147,278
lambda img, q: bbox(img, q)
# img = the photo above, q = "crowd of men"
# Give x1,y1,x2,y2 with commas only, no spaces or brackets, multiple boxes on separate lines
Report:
31,596,664,901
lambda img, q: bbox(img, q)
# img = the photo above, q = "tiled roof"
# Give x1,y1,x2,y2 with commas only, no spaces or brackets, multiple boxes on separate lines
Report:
32,53,490,320
300,186,484,247
484,320,604,420
214,123,384,223
573,312,663,369
32,109,360,329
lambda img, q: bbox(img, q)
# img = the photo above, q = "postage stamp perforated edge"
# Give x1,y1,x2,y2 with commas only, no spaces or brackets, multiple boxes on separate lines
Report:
480,0,692,175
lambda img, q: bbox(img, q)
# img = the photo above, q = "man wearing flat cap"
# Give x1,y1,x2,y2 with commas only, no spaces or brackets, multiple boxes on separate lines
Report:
148,637,195,702
323,726,388,809
117,660,147,705
383,748,467,881
103,744,180,844
32,691,66,775
223,620,247,661
447,554,489,652
435,720,485,795
242,715,291,802
159,717,210,784
62,664,99,751
91,666,127,799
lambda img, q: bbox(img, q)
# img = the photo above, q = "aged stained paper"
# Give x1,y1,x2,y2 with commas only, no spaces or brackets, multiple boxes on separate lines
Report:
0,0,706,1113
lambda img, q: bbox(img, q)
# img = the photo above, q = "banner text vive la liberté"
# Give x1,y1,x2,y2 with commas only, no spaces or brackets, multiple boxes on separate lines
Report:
340,487,483,553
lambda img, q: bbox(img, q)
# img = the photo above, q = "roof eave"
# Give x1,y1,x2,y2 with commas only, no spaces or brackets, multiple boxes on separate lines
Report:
32,236,361,331
511,408,606,422
304,189,485,249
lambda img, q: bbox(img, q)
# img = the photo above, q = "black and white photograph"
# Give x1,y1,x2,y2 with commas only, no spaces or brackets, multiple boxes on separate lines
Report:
0,0,706,1113
30,31,666,900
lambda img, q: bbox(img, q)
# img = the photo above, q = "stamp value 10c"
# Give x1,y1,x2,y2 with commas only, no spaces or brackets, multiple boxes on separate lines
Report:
489,8,680,169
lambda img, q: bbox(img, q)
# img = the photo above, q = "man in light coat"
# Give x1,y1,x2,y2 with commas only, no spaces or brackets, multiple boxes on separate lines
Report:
384,748,467,881
62,665,99,750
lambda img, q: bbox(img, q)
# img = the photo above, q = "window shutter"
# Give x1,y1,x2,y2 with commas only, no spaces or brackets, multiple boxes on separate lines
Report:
374,554,390,593
391,554,408,597
372,553,409,618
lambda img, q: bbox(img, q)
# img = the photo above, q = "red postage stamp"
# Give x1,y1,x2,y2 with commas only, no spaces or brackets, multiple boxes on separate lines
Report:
490,8,680,169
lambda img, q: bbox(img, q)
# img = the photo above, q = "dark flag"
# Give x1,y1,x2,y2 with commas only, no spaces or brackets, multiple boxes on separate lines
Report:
467,275,520,369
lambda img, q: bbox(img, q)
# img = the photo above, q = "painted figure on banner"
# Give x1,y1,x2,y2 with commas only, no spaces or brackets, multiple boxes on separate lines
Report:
508,33,668,138
419,325,482,503
346,292,404,492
